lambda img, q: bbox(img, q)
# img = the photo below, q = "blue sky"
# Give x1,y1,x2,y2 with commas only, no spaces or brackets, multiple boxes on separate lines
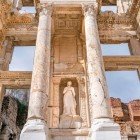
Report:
9,6,140,103
20,5,118,14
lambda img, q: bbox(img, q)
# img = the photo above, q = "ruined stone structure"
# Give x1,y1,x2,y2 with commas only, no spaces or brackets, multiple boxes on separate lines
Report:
0,0,140,140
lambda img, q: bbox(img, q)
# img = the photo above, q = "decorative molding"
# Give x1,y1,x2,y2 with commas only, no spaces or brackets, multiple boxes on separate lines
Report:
104,56,140,71
7,13,36,24
98,12,135,30
54,14,82,34
0,71,32,80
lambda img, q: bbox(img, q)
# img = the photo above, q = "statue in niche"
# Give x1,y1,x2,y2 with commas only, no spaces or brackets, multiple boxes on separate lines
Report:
59,80,83,129
63,81,76,115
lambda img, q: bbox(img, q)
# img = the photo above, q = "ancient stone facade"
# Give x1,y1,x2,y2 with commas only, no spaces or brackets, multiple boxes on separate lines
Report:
0,0,140,140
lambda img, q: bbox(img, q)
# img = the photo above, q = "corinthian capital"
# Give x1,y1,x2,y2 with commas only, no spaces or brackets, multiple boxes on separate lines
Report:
37,3,53,16
82,3,98,17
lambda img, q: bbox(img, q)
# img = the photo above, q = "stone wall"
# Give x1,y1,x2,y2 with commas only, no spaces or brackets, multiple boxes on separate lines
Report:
0,95,140,139
0,96,19,139
0,95,28,139
110,97,140,136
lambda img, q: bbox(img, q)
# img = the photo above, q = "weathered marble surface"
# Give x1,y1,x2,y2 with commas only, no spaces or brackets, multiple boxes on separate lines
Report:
83,4,121,140
59,115,83,129
83,3,112,121
20,3,53,140
28,3,52,120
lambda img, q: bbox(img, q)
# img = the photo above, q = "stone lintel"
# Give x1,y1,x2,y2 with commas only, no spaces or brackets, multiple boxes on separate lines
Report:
104,56,140,71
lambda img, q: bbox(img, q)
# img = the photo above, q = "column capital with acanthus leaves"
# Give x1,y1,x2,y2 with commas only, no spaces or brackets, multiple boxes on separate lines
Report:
37,3,53,16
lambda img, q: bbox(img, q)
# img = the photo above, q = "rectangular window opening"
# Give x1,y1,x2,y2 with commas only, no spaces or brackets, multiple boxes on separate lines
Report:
101,43,131,56
101,6,117,13
9,46,35,71
19,6,36,14
105,71,140,103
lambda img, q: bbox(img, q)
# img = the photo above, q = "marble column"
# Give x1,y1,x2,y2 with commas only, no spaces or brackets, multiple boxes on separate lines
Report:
20,3,52,140
82,4,121,140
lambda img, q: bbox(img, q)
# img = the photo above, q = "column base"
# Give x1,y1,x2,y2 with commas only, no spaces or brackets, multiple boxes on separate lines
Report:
20,119,49,140
89,118,121,140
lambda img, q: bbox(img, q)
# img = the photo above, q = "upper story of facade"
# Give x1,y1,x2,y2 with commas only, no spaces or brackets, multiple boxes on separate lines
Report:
0,0,139,46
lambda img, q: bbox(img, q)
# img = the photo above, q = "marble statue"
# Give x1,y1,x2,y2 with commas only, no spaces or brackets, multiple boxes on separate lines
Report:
63,81,76,115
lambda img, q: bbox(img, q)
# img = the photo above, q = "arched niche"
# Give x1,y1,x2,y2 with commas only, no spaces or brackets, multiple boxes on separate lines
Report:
59,78,80,116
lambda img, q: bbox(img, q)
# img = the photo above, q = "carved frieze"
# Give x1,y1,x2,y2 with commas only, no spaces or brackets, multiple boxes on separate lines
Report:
7,13,36,24
98,12,135,30
54,14,82,34
0,71,31,80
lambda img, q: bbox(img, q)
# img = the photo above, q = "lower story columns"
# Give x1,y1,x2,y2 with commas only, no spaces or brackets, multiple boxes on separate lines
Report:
82,3,121,140
20,3,53,140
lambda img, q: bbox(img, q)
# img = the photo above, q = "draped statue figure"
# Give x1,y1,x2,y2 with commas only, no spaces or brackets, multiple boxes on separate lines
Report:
63,81,77,115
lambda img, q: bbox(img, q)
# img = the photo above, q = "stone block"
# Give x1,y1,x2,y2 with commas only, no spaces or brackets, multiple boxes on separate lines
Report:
52,136,88,140
110,97,122,107
128,100,140,121
110,97,124,121
59,115,83,129
20,119,50,140
89,119,121,140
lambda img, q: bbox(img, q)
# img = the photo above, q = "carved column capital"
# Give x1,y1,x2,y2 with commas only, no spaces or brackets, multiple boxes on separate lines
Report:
37,3,53,16
82,3,98,17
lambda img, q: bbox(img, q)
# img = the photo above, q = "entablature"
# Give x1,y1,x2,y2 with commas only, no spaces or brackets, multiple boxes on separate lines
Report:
0,71,31,88
0,56,140,83
4,11,137,44
104,56,140,71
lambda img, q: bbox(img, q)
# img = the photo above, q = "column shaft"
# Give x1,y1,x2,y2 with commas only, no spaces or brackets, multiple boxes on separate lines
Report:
83,4,112,123
28,4,52,120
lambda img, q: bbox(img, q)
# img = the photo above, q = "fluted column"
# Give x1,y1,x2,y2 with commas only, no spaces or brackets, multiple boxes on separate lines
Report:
28,3,52,120
82,4,121,140
20,3,52,140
